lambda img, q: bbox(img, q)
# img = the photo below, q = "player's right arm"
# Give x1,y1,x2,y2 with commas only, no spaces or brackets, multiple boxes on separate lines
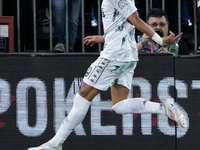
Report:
84,35,104,47
127,11,182,45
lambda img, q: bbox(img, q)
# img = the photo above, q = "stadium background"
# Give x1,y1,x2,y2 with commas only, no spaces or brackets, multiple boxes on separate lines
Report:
0,54,199,150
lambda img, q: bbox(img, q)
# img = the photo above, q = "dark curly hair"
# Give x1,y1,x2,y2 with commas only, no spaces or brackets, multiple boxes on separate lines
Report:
147,8,169,23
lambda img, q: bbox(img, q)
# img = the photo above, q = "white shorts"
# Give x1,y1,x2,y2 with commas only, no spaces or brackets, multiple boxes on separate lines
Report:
83,57,137,91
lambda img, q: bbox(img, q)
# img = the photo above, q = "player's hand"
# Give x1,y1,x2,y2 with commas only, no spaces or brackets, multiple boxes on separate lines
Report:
84,35,104,47
162,31,183,44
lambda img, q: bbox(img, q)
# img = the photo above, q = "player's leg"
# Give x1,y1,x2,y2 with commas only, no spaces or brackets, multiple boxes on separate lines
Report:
111,61,165,115
28,57,116,150
28,68,101,150
49,82,100,146
111,84,165,115
111,84,188,127
47,57,120,148
110,61,187,127
28,82,100,150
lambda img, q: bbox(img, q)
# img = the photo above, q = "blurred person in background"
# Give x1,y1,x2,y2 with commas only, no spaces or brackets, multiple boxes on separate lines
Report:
52,0,81,53
137,8,190,55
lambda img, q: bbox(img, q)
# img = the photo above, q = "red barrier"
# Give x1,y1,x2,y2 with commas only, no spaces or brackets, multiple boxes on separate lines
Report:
0,16,14,53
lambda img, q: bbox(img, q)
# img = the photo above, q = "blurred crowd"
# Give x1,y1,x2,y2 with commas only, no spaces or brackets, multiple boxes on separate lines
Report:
1,0,197,53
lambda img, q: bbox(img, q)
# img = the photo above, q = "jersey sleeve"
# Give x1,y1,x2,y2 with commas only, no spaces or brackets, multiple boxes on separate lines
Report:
110,0,137,19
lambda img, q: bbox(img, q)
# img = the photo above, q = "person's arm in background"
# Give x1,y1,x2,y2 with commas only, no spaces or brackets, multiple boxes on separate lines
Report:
137,34,169,53
137,33,151,52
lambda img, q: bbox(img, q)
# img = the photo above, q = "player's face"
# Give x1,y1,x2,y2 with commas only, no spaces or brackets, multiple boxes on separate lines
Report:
147,16,169,36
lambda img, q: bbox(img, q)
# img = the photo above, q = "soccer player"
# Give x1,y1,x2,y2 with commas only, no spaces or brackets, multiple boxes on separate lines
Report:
28,0,187,149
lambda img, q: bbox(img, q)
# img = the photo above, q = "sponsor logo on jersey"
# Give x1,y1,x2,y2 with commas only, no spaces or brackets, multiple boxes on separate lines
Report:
118,0,129,10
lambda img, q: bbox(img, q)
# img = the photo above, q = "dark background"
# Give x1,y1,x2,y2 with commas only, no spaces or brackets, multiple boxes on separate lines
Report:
2,0,196,53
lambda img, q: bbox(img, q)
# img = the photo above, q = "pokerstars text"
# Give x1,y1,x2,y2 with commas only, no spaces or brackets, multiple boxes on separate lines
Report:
0,77,194,138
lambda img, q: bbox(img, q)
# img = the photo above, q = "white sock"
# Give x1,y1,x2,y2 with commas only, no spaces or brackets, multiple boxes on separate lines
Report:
49,93,91,148
112,98,166,115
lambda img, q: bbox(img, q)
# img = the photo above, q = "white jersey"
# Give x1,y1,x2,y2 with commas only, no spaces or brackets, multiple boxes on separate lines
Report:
100,0,138,62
